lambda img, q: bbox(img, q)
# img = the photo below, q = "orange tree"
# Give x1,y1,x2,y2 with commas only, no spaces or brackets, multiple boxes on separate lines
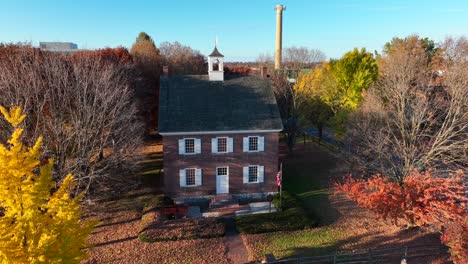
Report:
336,170,466,263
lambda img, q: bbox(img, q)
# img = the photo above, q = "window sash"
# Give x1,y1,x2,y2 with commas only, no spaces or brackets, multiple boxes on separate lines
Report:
248,166,258,183
217,166,228,176
185,168,196,186
217,137,227,153
248,136,258,151
184,138,195,153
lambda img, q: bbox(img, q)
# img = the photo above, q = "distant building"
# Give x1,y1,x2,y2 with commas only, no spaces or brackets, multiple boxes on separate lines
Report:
39,42,78,53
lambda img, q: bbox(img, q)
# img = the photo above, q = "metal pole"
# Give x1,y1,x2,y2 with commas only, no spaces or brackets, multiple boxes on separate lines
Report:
280,162,283,211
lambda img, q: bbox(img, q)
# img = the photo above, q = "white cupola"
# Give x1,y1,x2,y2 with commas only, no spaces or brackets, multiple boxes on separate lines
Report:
208,38,224,81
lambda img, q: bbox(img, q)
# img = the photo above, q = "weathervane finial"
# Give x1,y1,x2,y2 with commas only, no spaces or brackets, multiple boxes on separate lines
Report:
215,36,218,47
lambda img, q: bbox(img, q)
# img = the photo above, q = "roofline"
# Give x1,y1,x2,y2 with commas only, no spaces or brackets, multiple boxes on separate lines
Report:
159,129,283,136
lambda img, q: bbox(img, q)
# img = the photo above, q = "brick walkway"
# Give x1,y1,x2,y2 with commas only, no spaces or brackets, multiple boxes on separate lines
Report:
224,217,249,264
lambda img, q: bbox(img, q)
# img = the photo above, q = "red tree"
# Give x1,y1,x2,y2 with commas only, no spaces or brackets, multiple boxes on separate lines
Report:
335,170,467,263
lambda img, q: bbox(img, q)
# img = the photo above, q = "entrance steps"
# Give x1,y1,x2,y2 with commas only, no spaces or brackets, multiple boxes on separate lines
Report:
203,194,248,218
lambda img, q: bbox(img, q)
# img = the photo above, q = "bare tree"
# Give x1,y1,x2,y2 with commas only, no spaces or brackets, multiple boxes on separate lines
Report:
256,52,274,66
283,46,326,69
159,41,206,75
0,45,143,194
346,36,467,183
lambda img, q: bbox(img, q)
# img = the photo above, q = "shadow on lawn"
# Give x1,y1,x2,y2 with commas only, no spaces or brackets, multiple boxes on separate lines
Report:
280,140,342,226
95,216,142,229
284,230,447,261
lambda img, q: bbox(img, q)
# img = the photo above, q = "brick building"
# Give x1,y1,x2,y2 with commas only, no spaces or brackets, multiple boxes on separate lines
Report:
158,45,283,199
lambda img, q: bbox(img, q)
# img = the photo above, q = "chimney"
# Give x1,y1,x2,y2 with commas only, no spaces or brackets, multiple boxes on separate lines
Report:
260,66,268,78
274,4,286,70
162,65,169,77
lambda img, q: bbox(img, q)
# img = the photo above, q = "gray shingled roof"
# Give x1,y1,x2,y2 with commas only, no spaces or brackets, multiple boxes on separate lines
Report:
158,75,283,133
208,47,224,57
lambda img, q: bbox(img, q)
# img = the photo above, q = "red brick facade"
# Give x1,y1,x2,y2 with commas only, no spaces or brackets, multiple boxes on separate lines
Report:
162,132,279,197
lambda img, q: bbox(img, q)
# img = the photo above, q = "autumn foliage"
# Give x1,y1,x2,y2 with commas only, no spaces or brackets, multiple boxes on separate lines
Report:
0,106,94,263
335,171,467,263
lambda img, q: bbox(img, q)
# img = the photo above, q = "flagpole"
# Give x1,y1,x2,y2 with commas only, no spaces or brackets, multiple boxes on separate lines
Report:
280,162,283,211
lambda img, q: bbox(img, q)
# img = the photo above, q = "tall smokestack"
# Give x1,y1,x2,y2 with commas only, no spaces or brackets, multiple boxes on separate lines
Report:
274,4,286,70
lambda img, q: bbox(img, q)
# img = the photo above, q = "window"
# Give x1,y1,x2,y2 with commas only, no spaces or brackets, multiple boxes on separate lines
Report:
217,137,227,153
185,168,196,186
243,136,264,152
248,166,258,183
217,167,228,176
184,138,195,154
248,136,258,151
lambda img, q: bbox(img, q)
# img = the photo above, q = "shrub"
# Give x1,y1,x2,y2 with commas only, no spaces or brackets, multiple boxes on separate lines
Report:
237,192,314,234
273,191,300,210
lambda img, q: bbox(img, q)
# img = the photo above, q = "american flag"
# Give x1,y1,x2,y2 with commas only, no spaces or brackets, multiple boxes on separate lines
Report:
276,171,282,187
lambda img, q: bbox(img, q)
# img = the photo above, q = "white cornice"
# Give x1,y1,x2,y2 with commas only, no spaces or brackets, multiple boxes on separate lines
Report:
159,129,282,136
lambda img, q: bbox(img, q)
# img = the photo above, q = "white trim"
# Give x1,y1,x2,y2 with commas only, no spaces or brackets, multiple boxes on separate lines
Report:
245,136,260,153
258,136,265,152
215,137,228,153
243,166,249,184
179,169,186,187
216,166,229,194
194,138,201,154
195,168,202,186
182,167,198,187
181,138,197,155
246,165,261,184
216,166,229,176
211,138,218,153
178,139,185,154
227,137,233,153
160,129,282,136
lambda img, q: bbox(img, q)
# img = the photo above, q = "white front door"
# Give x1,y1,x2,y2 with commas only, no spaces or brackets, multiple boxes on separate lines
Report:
216,167,229,194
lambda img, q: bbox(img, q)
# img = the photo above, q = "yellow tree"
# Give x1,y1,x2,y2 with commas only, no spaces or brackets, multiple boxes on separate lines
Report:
0,106,94,264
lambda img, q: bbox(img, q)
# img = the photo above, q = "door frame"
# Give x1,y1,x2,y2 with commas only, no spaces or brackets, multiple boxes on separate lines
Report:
216,166,229,194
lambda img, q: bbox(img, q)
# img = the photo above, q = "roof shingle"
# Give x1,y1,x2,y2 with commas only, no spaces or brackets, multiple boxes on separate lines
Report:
158,75,283,133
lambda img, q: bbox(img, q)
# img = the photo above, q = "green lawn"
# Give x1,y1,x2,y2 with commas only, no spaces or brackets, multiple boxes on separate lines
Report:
251,227,344,258
242,141,347,261
281,142,340,224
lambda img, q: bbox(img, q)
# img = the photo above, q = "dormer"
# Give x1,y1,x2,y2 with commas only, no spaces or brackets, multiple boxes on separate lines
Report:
208,45,224,81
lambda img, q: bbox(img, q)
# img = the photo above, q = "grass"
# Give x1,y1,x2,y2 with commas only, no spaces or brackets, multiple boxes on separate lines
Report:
254,227,344,259
281,142,339,224
242,141,346,260
236,191,317,234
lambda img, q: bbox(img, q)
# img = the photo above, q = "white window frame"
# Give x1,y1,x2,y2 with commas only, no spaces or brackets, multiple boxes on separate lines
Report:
216,166,229,177
243,165,264,184
185,168,197,187
217,137,228,153
184,138,196,154
248,136,259,152
180,167,202,187
179,138,201,155
212,137,233,154
248,165,258,183
243,136,264,152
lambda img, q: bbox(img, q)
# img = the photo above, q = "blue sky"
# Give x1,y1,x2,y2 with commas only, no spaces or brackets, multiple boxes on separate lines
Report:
1,0,467,61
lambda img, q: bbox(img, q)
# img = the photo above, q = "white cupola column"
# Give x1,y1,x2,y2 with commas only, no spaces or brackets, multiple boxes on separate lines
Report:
208,38,225,81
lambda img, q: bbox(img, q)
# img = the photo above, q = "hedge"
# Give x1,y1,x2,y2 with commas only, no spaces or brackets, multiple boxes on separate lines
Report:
235,192,315,234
